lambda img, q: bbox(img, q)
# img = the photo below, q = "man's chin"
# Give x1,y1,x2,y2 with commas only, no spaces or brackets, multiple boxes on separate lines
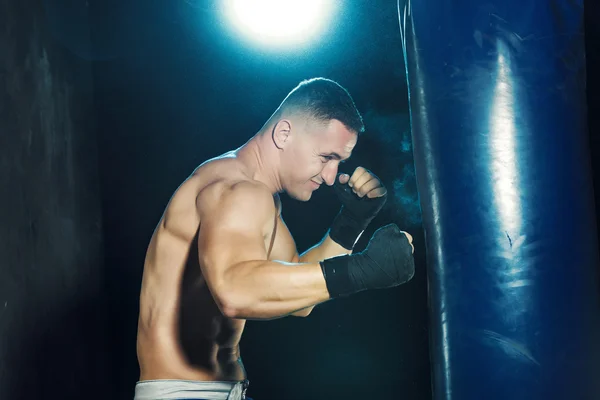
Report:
287,191,312,202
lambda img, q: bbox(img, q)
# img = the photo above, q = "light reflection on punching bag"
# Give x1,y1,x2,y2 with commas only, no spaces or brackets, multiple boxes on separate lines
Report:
398,0,600,399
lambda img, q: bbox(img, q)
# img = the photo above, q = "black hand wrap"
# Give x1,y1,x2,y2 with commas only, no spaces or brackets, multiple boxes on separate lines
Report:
328,174,387,250
320,224,415,298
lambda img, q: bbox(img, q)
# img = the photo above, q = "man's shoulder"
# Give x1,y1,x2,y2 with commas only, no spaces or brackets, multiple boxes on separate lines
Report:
196,178,274,217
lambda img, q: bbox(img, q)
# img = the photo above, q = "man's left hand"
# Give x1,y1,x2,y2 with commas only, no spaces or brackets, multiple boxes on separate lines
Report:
334,167,387,218
329,167,388,250
338,166,387,199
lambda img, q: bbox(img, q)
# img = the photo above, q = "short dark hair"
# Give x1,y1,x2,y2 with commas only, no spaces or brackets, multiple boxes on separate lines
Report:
280,78,365,134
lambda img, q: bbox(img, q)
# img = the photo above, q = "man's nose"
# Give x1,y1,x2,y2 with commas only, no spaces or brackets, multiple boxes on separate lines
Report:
321,162,338,186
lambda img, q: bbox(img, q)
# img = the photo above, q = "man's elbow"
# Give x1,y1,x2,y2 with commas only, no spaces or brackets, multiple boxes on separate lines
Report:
219,301,241,319
292,307,314,317
218,299,250,319
213,285,249,319
292,312,310,318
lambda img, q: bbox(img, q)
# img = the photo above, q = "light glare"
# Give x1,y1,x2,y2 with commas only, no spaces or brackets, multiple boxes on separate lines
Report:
224,0,334,47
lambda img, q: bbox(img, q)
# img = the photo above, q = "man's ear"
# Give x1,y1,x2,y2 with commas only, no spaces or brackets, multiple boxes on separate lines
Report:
272,119,292,150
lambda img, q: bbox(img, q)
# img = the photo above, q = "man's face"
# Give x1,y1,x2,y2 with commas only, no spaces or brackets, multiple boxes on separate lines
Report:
283,119,358,201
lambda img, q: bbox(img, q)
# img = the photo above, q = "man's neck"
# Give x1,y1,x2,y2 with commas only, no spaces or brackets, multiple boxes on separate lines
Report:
237,132,283,194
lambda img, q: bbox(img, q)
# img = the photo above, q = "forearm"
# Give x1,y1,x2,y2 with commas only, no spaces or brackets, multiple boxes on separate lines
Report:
289,235,351,317
218,260,330,320
299,234,352,262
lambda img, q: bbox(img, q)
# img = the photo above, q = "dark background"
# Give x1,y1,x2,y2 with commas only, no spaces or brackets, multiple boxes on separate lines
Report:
1,1,598,399
91,2,428,399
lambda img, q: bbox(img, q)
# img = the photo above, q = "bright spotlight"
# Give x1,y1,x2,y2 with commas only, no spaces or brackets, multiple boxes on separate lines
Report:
223,0,335,48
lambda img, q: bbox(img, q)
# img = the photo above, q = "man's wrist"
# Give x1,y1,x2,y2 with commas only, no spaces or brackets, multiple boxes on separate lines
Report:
328,208,369,250
320,256,355,298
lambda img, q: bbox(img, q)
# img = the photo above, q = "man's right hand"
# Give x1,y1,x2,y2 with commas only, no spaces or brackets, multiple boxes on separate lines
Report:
320,224,415,298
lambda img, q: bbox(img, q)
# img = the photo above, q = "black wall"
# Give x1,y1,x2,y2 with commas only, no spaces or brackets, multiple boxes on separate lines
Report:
586,1,600,223
0,0,110,398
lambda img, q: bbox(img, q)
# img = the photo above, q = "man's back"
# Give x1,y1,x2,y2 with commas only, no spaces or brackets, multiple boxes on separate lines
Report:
136,152,281,382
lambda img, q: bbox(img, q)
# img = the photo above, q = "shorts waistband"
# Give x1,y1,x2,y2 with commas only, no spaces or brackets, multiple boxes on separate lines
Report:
134,379,249,400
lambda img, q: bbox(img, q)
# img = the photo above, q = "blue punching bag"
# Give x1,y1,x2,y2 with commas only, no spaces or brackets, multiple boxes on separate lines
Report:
398,1,600,399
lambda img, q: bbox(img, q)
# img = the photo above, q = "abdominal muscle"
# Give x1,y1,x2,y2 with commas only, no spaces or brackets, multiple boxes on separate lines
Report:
136,275,248,382
137,225,249,382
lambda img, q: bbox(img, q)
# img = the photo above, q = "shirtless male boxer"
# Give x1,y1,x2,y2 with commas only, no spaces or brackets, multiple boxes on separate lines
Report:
134,78,416,400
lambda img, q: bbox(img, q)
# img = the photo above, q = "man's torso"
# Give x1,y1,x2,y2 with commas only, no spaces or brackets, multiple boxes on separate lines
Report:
136,152,296,382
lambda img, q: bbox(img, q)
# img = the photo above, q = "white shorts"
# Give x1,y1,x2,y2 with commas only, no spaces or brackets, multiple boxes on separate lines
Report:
134,379,249,400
